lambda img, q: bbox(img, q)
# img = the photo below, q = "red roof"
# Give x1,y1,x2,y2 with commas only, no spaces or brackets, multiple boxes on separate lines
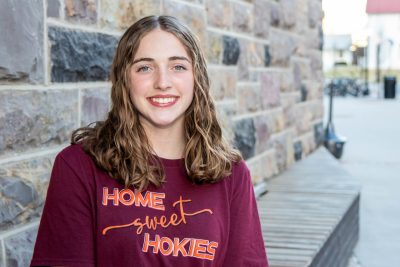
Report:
366,0,400,14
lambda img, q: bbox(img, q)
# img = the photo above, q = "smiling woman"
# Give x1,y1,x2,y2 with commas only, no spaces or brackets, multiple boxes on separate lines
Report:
30,15,269,267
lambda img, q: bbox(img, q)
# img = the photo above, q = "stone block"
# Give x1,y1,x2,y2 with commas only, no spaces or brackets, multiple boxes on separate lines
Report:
49,27,118,82
47,0,61,18
300,83,308,101
260,71,281,108
246,41,266,68
0,155,54,230
293,140,302,161
206,31,222,64
209,67,237,101
247,151,278,183
163,0,207,45
281,92,300,128
279,70,295,92
269,29,297,67
215,102,237,143
206,0,232,30
234,118,256,160
222,36,241,66
237,84,261,114
236,39,249,81
65,0,97,23
0,0,44,84
231,1,253,34
314,121,324,146
0,90,78,156
308,0,322,29
253,0,271,38
264,45,271,67
269,1,281,27
294,104,313,135
308,50,323,73
4,225,39,267
271,131,294,172
280,0,296,29
253,115,271,154
100,0,161,30
81,87,111,126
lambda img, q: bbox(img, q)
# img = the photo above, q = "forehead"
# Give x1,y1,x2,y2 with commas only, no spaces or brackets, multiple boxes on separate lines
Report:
134,29,191,60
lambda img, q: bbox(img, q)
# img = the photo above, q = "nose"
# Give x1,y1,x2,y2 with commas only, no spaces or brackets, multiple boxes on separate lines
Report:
154,68,172,90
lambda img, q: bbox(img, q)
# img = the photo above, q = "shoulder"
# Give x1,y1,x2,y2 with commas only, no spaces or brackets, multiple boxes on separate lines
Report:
225,160,252,191
230,160,250,180
56,143,94,167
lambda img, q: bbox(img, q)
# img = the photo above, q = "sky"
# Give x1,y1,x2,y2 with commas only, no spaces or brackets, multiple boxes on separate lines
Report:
322,0,368,35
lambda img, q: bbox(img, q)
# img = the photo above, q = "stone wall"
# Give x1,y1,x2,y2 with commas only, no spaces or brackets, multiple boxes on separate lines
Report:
0,0,323,265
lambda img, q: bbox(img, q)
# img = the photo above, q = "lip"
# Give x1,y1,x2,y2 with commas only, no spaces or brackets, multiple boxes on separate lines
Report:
147,95,180,108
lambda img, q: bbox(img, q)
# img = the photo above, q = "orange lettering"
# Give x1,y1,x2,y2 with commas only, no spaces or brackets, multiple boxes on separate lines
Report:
102,187,119,206
173,238,190,257
135,191,151,207
119,189,135,206
152,192,165,211
206,241,218,260
142,233,160,254
159,237,174,256
192,239,208,259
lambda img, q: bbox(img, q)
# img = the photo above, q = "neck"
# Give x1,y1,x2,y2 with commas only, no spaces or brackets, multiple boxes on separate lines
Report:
142,121,186,160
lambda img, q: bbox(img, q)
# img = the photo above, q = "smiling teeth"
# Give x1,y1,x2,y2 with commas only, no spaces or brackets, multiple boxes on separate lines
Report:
151,98,175,104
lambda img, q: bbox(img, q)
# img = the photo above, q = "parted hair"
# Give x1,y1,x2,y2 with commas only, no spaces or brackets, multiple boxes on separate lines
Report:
71,15,242,191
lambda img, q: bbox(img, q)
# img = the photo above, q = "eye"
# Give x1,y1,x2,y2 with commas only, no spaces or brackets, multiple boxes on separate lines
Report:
173,65,187,71
137,65,151,72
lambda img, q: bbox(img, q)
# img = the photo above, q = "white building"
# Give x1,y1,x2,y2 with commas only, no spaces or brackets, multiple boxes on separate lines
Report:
366,0,400,72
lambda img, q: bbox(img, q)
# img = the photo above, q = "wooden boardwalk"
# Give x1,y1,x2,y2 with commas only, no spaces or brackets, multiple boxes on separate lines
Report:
257,148,360,267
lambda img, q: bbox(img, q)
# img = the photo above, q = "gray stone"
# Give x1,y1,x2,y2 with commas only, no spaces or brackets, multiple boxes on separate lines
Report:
234,118,256,159
294,140,302,161
237,84,261,114
270,1,281,27
301,83,308,101
206,0,232,30
271,132,292,171
100,0,161,30
163,0,207,44
0,198,23,229
260,72,281,108
269,29,297,66
47,0,61,18
237,39,249,81
231,1,253,33
0,177,37,206
264,45,271,67
5,225,38,267
222,36,240,65
0,90,78,156
254,0,271,38
308,0,322,29
49,27,118,82
314,121,324,146
0,0,44,83
280,0,297,29
65,0,97,23
0,155,54,230
81,87,110,126
254,115,271,154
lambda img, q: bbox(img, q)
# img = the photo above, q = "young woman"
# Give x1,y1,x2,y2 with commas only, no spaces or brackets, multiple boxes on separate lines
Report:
31,15,268,267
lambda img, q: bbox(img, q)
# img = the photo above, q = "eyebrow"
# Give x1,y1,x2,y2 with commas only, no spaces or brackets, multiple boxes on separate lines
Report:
132,56,191,65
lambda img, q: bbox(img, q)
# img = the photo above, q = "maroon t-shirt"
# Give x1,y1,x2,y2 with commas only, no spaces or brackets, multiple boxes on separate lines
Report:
31,144,268,267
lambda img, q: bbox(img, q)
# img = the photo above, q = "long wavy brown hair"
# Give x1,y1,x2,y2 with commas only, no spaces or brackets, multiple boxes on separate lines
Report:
72,15,242,191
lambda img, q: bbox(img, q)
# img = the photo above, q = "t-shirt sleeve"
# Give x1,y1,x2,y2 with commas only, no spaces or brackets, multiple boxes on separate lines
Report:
30,153,95,267
222,161,269,267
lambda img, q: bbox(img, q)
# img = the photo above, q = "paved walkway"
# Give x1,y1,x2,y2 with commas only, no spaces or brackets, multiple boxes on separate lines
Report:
325,95,400,267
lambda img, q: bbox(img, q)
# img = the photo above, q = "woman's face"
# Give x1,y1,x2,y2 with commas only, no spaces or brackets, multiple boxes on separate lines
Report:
129,29,194,132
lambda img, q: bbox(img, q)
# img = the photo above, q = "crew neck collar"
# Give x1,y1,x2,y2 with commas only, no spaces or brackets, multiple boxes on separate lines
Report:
155,155,185,168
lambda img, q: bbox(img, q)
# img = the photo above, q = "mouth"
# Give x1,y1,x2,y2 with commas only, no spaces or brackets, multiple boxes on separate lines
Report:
147,95,179,107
